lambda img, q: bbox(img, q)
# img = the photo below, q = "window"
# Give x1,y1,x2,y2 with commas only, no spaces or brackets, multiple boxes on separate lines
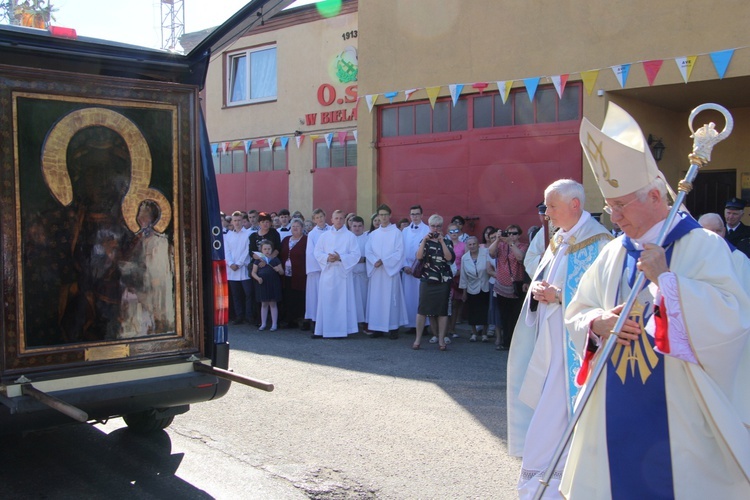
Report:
381,99,468,136
227,45,277,106
214,142,287,173
315,136,357,168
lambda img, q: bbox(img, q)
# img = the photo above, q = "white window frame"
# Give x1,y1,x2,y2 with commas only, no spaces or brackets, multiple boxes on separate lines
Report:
226,44,277,106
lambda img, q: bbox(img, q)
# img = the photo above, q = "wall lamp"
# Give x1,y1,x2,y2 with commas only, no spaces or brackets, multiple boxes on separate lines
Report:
647,134,666,162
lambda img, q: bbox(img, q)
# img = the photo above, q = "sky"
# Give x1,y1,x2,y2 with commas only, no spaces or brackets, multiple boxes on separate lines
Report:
51,0,320,50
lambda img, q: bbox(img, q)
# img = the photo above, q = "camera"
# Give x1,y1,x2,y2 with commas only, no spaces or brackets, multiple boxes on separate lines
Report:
499,230,509,237
428,232,440,239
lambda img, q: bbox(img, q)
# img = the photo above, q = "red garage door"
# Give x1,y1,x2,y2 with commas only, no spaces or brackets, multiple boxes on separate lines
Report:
377,84,583,238
311,135,358,216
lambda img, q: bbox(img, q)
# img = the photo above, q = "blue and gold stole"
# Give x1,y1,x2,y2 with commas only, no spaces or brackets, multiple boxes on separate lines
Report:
606,214,700,499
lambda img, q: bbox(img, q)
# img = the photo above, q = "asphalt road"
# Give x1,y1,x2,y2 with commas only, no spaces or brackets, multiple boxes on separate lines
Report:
1,324,522,499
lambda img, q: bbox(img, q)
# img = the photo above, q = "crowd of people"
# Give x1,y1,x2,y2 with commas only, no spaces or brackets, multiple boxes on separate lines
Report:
221,205,532,349
220,102,750,499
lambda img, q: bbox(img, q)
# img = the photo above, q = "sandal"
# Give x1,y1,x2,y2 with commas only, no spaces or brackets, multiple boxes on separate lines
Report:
412,343,420,350
439,343,447,351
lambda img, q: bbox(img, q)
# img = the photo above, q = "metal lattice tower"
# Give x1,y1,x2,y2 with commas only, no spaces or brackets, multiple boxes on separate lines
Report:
160,0,185,52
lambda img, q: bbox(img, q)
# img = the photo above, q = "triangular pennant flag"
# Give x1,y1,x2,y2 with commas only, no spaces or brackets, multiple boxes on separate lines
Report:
244,139,252,154
337,131,347,146
675,56,697,83
324,133,333,149
611,64,631,88
425,86,441,109
383,91,398,103
280,137,289,149
404,88,418,101
295,135,304,149
496,81,513,104
472,82,489,94
523,77,540,102
352,130,358,143
642,60,663,86
550,74,569,98
267,137,275,149
449,84,464,106
310,135,319,140
580,70,599,95
223,142,231,154
365,94,378,112
710,49,734,79
211,143,218,155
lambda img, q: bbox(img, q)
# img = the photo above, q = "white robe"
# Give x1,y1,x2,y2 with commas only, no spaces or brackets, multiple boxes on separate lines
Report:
352,233,369,323
561,221,750,499
305,225,327,321
402,221,430,327
314,226,360,337
365,223,408,332
506,212,611,499
224,227,251,281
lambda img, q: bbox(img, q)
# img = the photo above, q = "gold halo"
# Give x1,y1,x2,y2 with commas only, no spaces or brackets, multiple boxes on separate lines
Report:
41,107,171,234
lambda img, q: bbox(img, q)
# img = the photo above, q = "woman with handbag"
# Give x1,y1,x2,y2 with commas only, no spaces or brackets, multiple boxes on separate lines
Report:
488,224,527,350
412,214,455,351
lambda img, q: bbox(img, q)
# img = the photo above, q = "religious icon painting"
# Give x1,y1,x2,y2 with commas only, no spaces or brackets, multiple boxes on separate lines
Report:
0,67,203,371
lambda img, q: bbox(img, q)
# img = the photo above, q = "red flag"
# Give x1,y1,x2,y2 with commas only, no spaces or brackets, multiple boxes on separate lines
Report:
643,60,663,86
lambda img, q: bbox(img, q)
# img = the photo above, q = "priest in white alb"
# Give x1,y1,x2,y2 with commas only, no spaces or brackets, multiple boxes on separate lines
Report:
313,210,360,338
506,179,611,499
349,215,369,331
365,204,408,338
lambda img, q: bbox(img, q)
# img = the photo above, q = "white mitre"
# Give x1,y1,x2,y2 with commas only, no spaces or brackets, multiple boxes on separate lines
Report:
579,102,668,199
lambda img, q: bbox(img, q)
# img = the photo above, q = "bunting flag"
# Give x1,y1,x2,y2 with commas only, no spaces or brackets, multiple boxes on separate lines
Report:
449,84,464,106
223,142,231,154
383,91,398,103
496,80,513,104
211,143,218,155
310,134,319,140
425,86,441,109
404,88,418,101
365,94,378,112
710,49,734,79
675,56,697,83
472,82,489,94
642,60,663,86
551,74,569,98
244,139,252,154
611,63,631,88
267,137,275,149
280,136,289,149
580,69,600,95
337,130,347,145
324,133,333,149
523,77,540,102
295,135,304,149
352,130,358,143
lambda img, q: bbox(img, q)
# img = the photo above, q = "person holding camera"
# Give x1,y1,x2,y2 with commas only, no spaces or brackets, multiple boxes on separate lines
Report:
412,214,455,351
488,224,528,350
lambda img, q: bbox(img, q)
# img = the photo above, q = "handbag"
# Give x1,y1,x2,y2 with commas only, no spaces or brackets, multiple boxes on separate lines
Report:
411,258,424,279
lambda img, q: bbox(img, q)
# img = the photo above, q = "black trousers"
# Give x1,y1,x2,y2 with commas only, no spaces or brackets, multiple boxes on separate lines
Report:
497,294,523,349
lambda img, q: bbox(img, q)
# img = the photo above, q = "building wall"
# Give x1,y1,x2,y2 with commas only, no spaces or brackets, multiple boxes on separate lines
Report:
206,2,359,215
357,0,750,221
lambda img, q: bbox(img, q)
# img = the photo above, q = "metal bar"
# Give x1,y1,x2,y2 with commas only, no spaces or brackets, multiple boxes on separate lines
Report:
193,362,274,392
21,384,89,423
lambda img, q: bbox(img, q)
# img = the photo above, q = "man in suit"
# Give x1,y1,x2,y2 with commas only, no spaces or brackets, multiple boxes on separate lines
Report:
724,197,750,258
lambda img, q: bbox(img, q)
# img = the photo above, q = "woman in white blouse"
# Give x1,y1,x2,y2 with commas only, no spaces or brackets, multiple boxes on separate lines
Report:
459,236,492,342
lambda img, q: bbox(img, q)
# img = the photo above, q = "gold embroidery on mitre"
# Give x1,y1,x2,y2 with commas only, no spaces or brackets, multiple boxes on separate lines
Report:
584,133,619,188
610,300,659,384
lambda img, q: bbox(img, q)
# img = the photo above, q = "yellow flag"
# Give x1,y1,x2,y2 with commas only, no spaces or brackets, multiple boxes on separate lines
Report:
425,86,441,109
580,70,600,95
